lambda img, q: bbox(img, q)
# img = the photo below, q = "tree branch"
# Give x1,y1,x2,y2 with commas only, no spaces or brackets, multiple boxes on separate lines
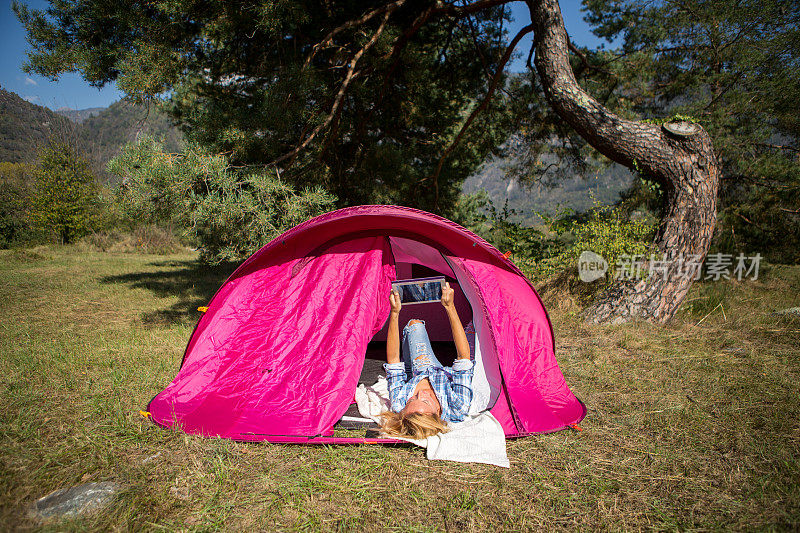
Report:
528,0,667,175
369,4,438,116
436,0,516,18
568,39,616,79
460,14,514,99
755,142,800,154
702,70,744,111
526,40,535,70
303,0,406,69
435,17,460,65
271,10,393,168
734,211,770,232
462,15,495,83
428,24,534,209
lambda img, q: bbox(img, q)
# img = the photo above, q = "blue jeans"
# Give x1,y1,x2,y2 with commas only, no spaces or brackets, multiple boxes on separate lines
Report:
401,320,444,378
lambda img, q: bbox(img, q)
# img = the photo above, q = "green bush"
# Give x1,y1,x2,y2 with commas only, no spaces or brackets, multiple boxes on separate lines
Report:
109,137,336,263
0,162,38,248
468,196,656,283
535,200,656,282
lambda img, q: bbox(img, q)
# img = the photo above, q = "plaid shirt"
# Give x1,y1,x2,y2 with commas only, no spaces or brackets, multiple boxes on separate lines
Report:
383,360,474,423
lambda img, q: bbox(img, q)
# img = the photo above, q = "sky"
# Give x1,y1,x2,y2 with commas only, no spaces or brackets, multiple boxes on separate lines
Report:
0,0,123,110
0,0,608,112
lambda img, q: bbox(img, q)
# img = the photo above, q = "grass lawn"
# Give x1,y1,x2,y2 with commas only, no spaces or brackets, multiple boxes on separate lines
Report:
1,246,799,531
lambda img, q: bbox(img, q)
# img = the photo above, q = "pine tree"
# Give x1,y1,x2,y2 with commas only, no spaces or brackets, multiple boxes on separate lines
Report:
582,0,800,262
109,137,336,263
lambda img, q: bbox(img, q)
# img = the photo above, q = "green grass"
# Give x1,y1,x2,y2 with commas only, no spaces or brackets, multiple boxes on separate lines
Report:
1,246,799,531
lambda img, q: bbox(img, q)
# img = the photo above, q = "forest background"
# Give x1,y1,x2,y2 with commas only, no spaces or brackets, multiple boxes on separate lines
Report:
2,0,798,298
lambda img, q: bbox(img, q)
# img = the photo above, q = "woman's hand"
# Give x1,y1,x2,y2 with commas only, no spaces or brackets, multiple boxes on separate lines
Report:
389,289,402,314
441,281,455,310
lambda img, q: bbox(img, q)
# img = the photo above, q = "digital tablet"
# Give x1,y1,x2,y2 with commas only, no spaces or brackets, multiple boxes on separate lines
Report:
391,276,446,305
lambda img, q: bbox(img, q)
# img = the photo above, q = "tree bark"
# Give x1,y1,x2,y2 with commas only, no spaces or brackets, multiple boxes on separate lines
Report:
528,0,720,324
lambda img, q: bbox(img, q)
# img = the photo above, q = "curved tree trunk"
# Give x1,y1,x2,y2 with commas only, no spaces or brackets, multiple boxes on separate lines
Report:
528,0,720,324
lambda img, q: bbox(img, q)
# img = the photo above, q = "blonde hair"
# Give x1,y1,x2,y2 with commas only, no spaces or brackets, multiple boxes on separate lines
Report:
379,411,450,439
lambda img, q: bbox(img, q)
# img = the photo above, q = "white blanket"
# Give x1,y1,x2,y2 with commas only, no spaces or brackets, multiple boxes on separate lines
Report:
354,376,392,422
354,378,509,468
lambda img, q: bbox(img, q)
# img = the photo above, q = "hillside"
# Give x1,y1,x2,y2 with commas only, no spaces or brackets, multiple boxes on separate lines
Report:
0,89,183,182
78,100,183,180
0,88,78,163
464,155,635,223
55,106,105,123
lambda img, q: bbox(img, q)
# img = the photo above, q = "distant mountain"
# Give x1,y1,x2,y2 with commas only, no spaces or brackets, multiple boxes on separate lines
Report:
78,100,184,181
463,155,635,223
0,87,77,163
55,106,105,123
0,88,183,183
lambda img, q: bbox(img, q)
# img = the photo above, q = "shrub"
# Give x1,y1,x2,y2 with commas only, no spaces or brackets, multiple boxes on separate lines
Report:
468,195,656,283
534,200,656,282
109,137,336,263
0,162,39,247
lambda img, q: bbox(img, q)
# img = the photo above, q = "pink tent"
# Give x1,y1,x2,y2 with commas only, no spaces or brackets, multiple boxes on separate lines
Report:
148,205,586,443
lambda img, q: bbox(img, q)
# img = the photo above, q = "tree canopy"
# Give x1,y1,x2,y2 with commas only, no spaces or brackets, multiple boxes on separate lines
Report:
15,0,516,217
578,0,800,261
14,0,800,321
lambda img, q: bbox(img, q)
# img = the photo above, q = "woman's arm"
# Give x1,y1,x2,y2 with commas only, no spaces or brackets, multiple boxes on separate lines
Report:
386,289,401,364
442,282,470,360
384,289,407,412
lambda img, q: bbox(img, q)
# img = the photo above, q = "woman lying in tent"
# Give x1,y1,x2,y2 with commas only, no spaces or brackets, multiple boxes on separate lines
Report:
380,282,474,439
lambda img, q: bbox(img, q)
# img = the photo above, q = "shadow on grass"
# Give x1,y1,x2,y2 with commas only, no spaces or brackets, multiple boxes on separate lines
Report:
101,259,239,326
